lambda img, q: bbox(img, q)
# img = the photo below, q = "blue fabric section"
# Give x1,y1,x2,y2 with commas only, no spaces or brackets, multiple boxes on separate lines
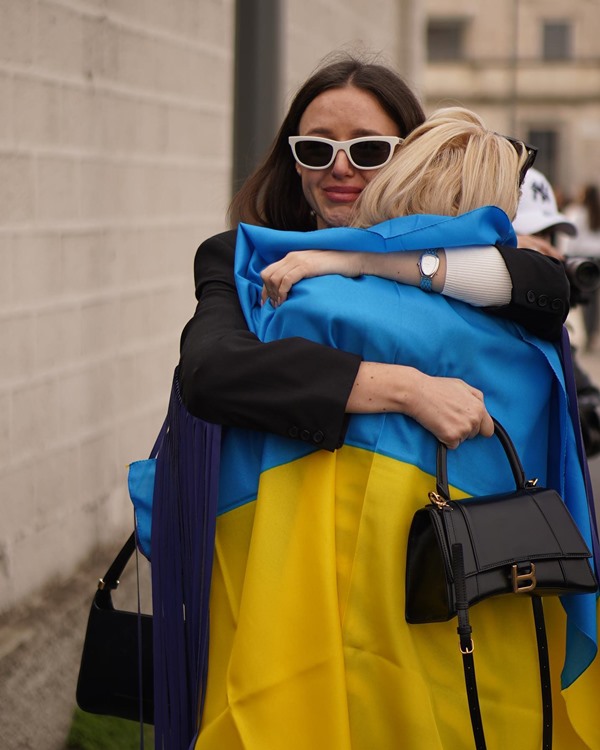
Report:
218,427,315,516
559,328,600,687
563,594,599,687
127,458,156,559
225,207,598,689
127,413,168,559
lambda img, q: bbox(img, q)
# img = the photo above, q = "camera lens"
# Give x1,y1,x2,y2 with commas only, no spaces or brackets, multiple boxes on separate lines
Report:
564,258,600,293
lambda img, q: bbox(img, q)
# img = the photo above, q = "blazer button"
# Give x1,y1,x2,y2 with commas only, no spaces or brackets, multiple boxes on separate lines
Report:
537,294,548,307
288,426,299,438
551,298,563,312
526,290,536,303
300,429,311,441
312,431,325,444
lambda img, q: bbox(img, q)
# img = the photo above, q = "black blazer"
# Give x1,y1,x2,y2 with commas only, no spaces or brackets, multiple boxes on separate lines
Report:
179,230,569,451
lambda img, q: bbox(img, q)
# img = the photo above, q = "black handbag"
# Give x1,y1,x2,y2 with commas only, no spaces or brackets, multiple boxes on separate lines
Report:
76,533,154,724
405,418,598,750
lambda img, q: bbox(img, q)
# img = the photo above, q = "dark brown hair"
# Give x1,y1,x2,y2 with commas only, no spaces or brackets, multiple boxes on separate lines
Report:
228,52,426,231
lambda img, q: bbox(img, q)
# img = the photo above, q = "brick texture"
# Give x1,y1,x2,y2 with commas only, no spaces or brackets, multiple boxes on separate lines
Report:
0,0,405,617
0,0,236,612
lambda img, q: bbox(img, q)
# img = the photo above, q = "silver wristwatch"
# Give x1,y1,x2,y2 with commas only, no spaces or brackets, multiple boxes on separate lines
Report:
418,248,440,292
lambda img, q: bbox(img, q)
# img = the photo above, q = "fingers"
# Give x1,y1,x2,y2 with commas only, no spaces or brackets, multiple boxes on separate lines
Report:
443,407,494,449
261,252,310,306
479,411,495,438
260,250,357,306
411,376,493,449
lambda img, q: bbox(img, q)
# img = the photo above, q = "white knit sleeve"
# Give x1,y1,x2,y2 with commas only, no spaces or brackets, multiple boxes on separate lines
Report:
442,245,512,307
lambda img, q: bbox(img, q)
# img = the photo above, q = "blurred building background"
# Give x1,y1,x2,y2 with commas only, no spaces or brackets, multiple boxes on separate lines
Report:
0,0,599,746
423,0,600,199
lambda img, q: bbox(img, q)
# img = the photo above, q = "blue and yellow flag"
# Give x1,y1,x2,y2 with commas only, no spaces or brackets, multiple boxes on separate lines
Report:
195,208,599,749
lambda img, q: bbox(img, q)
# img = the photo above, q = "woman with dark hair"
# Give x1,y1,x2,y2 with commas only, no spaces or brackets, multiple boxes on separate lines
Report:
179,53,569,453
229,56,425,231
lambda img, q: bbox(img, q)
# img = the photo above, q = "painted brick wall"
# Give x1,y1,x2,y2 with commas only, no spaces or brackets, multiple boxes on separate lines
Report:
0,0,409,613
0,0,235,612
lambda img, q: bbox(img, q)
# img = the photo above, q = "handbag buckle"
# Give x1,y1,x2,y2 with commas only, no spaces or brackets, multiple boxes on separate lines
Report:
511,562,537,593
429,491,451,510
460,638,474,655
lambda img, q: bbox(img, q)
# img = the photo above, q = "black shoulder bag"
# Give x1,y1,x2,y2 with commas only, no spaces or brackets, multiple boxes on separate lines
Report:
76,532,154,725
405,418,598,750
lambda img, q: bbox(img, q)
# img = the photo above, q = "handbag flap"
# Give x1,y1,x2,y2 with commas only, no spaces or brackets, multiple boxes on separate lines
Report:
446,487,592,576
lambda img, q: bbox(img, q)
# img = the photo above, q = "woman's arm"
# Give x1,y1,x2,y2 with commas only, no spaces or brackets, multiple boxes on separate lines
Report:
490,245,568,340
179,231,361,451
179,231,565,450
260,244,569,340
347,362,494,449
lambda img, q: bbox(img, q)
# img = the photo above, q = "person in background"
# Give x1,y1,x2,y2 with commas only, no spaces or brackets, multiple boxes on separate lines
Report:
514,167,600,457
561,184,600,350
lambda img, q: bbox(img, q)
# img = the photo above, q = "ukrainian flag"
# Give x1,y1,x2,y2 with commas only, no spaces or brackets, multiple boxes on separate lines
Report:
194,208,599,749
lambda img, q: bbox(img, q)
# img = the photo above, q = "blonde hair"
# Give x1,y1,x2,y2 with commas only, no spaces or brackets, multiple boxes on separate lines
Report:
352,107,529,227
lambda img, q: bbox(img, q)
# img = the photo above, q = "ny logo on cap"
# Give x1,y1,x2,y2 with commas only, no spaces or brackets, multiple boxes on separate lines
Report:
531,181,550,203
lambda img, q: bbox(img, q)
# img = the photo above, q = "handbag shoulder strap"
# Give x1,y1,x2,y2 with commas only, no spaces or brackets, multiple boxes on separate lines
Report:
452,543,552,750
98,532,136,591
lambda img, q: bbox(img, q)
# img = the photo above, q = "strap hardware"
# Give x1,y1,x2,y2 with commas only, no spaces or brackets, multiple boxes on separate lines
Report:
429,491,451,510
512,562,537,593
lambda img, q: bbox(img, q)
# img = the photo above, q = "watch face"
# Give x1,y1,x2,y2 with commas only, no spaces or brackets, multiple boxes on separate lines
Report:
420,254,439,276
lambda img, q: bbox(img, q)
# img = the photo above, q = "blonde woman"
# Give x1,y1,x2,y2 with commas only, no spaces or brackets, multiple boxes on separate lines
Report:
195,108,599,749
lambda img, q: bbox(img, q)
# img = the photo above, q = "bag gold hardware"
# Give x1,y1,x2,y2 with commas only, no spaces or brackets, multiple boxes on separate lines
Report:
428,491,451,509
511,562,537,593
460,638,474,655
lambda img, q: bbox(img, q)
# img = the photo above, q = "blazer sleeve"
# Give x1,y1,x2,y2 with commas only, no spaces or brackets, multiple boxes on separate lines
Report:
179,230,362,451
179,233,570,451
485,244,569,341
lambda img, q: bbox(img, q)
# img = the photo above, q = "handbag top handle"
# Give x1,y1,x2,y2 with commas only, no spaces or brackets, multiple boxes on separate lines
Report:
435,417,527,502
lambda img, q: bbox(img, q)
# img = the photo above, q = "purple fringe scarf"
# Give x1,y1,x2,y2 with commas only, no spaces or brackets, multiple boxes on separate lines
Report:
151,369,221,750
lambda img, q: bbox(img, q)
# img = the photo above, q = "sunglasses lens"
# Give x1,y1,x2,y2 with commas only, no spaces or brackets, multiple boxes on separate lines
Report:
294,140,334,168
349,140,393,168
519,149,536,186
503,136,536,186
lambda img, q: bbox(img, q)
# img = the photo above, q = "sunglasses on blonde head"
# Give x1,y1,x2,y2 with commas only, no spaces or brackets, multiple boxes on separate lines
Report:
288,135,402,170
501,135,538,186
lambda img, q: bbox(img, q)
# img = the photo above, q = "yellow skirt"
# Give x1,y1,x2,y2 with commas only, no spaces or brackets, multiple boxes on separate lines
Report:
195,446,600,749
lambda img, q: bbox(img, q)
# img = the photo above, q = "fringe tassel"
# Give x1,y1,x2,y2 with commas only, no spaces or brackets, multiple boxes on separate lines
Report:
151,369,221,750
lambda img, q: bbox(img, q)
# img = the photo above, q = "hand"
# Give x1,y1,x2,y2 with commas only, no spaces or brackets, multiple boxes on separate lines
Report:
346,363,495,449
261,250,362,306
517,234,565,261
405,373,495,449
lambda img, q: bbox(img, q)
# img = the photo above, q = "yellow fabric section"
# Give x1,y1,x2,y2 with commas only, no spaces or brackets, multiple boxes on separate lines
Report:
196,446,599,749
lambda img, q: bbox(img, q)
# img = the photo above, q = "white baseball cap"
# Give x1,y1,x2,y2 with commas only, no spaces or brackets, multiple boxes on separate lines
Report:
513,167,577,237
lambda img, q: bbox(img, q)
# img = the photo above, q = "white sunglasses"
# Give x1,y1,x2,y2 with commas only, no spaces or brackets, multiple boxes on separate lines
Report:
288,135,402,170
